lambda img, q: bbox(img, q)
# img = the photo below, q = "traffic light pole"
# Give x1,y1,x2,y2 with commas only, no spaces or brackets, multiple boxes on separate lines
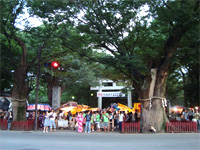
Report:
34,48,42,130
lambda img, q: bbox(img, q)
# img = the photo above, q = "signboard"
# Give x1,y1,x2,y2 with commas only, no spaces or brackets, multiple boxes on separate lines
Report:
52,86,61,110
134,103,141,109
97,92,125,97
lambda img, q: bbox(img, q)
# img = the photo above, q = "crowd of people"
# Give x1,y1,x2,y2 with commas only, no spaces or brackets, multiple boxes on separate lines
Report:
1,107,199,132
170,108,200,129
33,109,141,133
170,109,199,121
181,109,199,121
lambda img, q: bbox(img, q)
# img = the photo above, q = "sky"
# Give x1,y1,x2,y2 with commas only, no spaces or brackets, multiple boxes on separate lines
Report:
16,4,150,30
16,8,42,30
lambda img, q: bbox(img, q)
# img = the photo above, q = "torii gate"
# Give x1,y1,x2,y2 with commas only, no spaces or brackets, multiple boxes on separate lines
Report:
90,79,132,109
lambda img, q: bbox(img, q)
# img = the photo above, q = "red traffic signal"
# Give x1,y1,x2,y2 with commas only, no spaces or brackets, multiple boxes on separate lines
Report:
44,62,63,70
51,62,59,68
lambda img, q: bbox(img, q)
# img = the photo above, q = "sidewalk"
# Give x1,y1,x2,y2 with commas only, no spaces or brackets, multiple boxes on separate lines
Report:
2,127,199,134
1,129,199,150
25,128,123,134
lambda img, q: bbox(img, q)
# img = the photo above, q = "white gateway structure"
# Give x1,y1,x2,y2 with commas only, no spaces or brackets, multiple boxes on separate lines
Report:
90,79,132,109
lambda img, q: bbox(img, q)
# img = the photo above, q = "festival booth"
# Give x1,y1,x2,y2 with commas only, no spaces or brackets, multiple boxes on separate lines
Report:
57,102,139,132
117,103,134,113
56,102,100,129
57,101,82,129
113,103,140,133
26,104,52,129
0,97,12,111
170,105,187,114
56,101,76,129
57,102,90,115
133,103,141,113
60,101,78,108
27,104,52,112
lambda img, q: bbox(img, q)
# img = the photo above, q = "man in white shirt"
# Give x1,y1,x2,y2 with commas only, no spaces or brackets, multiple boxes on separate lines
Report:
119,111,124,132
49,109,56,132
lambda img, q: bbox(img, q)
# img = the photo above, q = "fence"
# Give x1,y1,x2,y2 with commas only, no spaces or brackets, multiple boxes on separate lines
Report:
0,119,35,131
0,119,7,130
121,122,140,133
166,121,197,133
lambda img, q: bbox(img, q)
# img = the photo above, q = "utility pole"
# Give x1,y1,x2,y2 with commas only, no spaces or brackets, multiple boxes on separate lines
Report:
34,48,42,130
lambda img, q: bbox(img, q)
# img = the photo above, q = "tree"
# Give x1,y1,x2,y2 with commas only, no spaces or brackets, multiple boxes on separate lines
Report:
41,49,113,106
178,28,199,107
0,0,64,120
166,22,199,107
0,0,31,120
27,0,199,132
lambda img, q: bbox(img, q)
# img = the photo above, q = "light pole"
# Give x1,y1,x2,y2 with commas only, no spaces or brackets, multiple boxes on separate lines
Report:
34,48,42,130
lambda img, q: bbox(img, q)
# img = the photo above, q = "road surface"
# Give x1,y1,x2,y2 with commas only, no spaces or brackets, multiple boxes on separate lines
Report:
0,130,199,150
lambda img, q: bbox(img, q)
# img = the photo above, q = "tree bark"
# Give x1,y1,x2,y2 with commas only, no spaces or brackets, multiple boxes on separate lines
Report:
180,69,187,107
11,65,28,121
139,69,169,133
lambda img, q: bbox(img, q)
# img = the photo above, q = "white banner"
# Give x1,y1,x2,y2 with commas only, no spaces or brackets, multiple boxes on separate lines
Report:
97,92,125,97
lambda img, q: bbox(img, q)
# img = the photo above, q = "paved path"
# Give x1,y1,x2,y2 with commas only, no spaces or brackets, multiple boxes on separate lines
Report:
0,130,199,150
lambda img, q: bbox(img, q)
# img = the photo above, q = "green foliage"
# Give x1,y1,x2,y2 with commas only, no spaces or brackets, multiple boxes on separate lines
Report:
1,0,199,109
166,71,184,106
28,83,49,104
166,18,199,107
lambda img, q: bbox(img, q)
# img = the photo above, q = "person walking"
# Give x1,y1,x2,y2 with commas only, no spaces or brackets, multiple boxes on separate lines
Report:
84,111,91,133
43,111,50,133
49,109,56,132
76,112,84,133
7,111,13,131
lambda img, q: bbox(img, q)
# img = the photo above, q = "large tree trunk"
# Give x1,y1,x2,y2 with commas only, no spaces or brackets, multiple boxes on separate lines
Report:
139,69,169,133
11,65,28,121
180,69,187,107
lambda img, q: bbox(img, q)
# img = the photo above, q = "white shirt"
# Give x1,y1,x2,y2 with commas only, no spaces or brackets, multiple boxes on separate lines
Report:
59,112,64,120
119,114,124,122
50,112,56,121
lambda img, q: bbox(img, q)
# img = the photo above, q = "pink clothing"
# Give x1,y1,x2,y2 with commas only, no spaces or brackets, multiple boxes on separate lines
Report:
76,114,84,133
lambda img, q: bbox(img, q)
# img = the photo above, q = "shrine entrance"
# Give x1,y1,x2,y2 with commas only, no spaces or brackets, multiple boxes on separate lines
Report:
90,79,132,109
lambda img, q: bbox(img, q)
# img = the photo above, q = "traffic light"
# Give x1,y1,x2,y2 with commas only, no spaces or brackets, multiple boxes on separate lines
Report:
44,61,64,70
51,62,59,68
44,62,51,67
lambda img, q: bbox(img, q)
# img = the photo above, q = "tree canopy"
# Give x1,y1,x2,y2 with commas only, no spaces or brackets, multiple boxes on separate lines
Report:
0,0,199,127
26,0,199,98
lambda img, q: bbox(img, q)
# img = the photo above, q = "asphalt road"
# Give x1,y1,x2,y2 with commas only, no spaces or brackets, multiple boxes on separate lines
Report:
0,130,199,150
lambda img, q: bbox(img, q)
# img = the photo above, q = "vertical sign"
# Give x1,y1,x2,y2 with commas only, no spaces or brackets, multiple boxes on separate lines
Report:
52,86,61,110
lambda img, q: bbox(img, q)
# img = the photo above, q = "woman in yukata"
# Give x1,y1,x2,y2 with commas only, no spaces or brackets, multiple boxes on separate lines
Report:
76,112,84,133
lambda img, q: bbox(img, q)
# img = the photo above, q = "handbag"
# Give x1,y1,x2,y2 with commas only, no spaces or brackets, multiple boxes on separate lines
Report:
7,119,12,123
